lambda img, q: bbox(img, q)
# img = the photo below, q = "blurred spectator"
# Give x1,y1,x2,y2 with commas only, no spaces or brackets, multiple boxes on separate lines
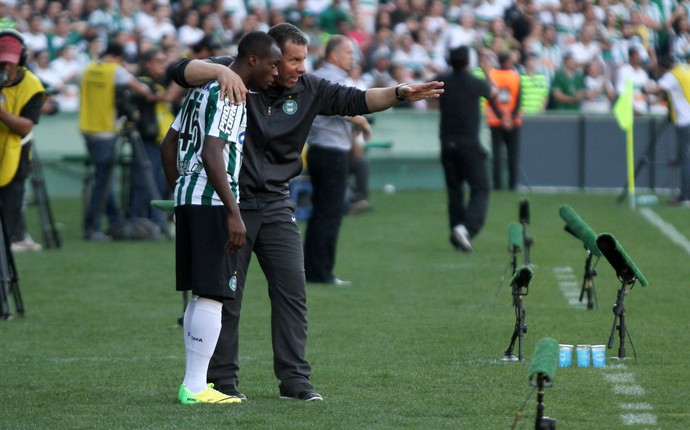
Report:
672,12,690,62
521,17,543,60
570,24,603,68
555,0,584,47
389,0,412,28
635,0,663,48
615,46,656,114
391,31,435,80
318,0,351,35
534,23,562,85
533,0,558,24
361,48,396,88
285,0,309,26
140,3,176,45
423,0,447,37
347,15,372,52
474,0,506,29
610,19,649,67
482,17,518,52
23,13,48,56
177,9,205,48
170,0,195,28
49,44,82,111
47,14,79,59
520,52,549,114
549,51,585,110
435,11,481,73
630,9,655,59
29,49,62,91
580,59,616,113
87,0,119,42
504,0,535,48
115,0,140,35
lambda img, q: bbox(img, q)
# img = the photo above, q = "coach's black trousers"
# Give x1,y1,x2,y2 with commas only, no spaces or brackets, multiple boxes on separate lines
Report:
303,145,349,283
208,199,312,392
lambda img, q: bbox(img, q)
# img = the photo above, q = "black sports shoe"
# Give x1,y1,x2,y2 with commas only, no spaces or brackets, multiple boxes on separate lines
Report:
217,384,247,401
279,383,323,401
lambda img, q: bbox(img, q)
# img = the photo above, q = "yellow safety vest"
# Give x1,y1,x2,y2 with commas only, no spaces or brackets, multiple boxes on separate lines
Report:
0,69,45,186
79,61,119,133
669,65,690,124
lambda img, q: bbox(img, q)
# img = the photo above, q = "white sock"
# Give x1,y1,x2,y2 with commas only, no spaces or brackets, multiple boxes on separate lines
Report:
182,296,222,393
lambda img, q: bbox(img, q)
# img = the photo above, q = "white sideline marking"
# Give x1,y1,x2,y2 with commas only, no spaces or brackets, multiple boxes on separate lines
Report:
613,385,646,396
621,413,657,425
639,207,690,254
605,373,636,383
620,403,654,411
553,266,586,309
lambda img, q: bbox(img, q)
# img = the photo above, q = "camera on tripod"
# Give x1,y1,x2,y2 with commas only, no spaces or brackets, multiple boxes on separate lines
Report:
116,85,140,123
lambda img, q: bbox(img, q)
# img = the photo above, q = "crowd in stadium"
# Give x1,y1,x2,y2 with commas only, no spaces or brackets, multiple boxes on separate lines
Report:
0,0,685,113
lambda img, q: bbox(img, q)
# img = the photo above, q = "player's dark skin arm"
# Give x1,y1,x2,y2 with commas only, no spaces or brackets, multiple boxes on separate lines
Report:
201,136,246,251
160,128,180,191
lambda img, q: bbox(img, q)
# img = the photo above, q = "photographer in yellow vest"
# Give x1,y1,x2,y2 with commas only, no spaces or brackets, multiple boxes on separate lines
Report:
0,29,45,252
79,41,152,241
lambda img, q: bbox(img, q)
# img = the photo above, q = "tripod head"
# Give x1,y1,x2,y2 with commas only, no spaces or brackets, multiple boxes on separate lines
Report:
510,266,532,297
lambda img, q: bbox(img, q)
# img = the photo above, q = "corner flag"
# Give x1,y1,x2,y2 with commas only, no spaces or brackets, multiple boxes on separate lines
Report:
614,80,634,132
613,80,636,208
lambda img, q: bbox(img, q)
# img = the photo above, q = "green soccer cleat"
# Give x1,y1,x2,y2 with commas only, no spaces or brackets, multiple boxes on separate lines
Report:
178,383,243,404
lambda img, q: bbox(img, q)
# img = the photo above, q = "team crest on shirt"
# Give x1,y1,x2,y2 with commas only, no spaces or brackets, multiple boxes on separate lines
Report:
282,100,298,115
229,275,237,292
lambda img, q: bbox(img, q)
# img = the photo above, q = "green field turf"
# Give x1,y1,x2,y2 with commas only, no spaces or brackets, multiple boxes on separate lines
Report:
1,191,687,429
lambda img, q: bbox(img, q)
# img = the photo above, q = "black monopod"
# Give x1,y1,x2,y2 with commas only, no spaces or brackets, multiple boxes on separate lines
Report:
596,233,648,359
559,205,601,309
511,337,558,430
519,199,533,266
503,266,532,361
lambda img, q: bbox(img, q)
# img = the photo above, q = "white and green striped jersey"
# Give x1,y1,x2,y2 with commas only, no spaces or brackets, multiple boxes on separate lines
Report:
171,80,246,206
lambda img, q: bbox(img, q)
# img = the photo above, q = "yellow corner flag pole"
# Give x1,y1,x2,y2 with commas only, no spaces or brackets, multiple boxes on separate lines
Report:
613,80,635,209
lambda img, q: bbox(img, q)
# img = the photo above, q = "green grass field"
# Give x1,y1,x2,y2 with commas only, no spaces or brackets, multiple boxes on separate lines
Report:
1,190,688,429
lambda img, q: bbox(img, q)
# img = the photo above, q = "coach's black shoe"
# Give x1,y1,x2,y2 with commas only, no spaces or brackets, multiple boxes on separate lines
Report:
217,384,247,401
279,383,323,401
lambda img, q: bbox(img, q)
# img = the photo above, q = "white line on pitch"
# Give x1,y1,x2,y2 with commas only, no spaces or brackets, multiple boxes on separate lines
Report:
621,413,657,425
620,403,653,410
639,207,690,254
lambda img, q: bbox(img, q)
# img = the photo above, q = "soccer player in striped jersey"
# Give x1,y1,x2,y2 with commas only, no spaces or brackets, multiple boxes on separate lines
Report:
160,31,281,405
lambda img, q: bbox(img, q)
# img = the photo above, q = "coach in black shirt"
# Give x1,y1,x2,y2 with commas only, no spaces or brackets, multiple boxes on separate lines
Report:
437,46,499,252
168,23,443,401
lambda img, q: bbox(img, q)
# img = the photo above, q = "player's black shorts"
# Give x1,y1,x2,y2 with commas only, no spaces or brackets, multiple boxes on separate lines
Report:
174,205,238,299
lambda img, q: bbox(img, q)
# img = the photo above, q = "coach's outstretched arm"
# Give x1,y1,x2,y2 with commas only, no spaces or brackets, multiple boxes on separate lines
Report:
364,82,444,113
171,58,444,108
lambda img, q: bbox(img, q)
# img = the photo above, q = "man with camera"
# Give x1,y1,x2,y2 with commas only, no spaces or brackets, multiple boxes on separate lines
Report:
0,29,45,252
79,41,153,241
128,47,175,235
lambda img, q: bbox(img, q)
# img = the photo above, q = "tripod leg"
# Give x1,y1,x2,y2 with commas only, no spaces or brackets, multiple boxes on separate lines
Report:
0,237,11,319
0,214,20,318
31,152,61,249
